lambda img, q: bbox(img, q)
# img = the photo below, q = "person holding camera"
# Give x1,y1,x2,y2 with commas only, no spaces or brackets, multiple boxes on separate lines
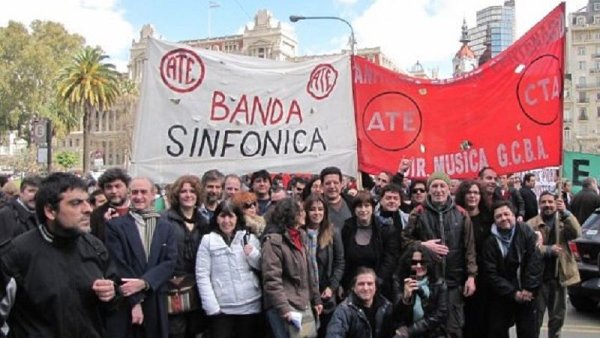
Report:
391,247,448,338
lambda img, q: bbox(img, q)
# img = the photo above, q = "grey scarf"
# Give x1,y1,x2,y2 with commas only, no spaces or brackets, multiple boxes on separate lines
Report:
130,207,161,259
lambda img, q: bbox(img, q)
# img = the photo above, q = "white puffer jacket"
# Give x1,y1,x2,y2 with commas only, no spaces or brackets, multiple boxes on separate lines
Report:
196,230,262,315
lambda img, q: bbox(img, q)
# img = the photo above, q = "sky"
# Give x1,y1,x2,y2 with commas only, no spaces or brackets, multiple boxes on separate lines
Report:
0,0,589,78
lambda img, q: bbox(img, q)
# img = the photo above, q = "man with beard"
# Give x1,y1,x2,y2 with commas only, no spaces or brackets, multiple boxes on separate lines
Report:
105,177,177,338
527,192,581,338
0,173,119,338
326,267,394,338
321,167,354,231
90,168,131,242
198,170,224,222
250,169,272,216
402,172,477,338
482,201,542,338
478,167,498,207
0,175,41,244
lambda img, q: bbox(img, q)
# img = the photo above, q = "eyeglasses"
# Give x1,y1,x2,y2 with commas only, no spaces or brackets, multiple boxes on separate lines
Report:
243,201,257,209
411,259,423,266
412,188,426,194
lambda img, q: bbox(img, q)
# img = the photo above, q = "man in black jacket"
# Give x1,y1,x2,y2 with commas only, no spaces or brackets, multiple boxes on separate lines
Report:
482,200,542,338
520,173,539,222
0,175,41,244
570,177,600,224
326,267,394,338
0,173,119,338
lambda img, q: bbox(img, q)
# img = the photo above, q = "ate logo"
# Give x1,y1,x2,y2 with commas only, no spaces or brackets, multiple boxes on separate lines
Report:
362,92,422,151
160,48,205,93
517,55,562,125
306,64,338,100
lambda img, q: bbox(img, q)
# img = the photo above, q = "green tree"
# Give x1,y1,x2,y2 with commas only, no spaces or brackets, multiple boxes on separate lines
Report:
57,47,120,173
0,20,84,140
54,150,79,171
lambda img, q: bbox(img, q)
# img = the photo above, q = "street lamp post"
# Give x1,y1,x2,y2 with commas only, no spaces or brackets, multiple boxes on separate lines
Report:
289,15,356,55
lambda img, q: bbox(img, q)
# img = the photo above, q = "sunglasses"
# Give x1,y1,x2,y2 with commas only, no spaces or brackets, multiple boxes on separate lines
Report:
243,201,257,209
412,188,426,194
411,259,423,266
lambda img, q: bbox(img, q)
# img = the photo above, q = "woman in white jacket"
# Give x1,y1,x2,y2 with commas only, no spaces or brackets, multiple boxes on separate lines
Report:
196,200,263,338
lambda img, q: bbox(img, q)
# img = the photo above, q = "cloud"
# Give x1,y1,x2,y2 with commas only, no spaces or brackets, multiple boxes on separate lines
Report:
0,0,135,72
353,0,586,78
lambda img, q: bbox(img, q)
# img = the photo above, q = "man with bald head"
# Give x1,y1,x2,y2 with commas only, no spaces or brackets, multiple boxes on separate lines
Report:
104,177,177,338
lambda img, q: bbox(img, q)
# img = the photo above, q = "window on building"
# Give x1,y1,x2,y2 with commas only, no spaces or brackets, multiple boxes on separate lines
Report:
595,3,600,11
69,138,73,147
565,109,572,122
579,107,589,120
75,138,80,147
595,15,600,24
597,106,600,118
578,47,586,55
579,61,587,70
580,92,588,102
577,16,586,25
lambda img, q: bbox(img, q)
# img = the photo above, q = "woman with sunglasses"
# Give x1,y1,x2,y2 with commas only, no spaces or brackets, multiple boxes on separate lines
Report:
391,246,448,338
232,191,266,236
407,179,427,212
196,200,263,338
303,193,345,337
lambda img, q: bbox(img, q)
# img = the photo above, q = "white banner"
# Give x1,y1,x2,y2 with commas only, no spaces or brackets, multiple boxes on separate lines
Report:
130,38,357,183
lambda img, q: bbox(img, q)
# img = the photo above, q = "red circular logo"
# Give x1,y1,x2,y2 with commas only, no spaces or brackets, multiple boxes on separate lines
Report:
306,64,338,100
516,55,562,125
362,92,422,151
160,48,205,93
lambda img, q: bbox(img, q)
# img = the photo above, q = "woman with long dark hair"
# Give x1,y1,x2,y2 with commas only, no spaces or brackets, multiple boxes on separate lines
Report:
164,175,209,338
303,194,344,337
340,190,398,298
392,246,448,338
454,180,493,338
262,198,323,338
195,200,263,338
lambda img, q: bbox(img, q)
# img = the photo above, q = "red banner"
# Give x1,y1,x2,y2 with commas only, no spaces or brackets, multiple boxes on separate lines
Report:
353,3,565,179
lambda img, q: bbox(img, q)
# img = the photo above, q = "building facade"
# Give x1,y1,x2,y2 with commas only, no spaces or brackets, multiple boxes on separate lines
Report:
453,19,478,76
564,0,600,153
468,0,515,59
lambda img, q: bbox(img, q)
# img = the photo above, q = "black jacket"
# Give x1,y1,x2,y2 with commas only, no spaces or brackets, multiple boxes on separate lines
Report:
0,226,120,338
0,199,37,245
326,292,394,338
570,188,600,225
391,278,448,338
341,216,399,291
402,198,477,288
162,209,209,276
519,187,539,221
315,229,345,292
481,222,542,300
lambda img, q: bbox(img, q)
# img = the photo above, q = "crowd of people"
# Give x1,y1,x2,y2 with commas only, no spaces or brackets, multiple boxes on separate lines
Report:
0,161,598,338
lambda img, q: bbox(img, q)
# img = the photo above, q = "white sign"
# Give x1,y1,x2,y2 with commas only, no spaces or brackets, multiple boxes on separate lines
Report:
130,38,357,182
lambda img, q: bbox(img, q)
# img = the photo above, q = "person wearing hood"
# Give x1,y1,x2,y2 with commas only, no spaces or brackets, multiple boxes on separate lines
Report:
481,200,542,338
402,172,477,338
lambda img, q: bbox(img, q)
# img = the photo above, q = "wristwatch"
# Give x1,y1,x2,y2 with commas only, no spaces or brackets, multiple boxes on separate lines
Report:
143,280,150,291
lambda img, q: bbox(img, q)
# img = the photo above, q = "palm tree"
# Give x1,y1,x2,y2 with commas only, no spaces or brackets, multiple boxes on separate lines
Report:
57,46,120,173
